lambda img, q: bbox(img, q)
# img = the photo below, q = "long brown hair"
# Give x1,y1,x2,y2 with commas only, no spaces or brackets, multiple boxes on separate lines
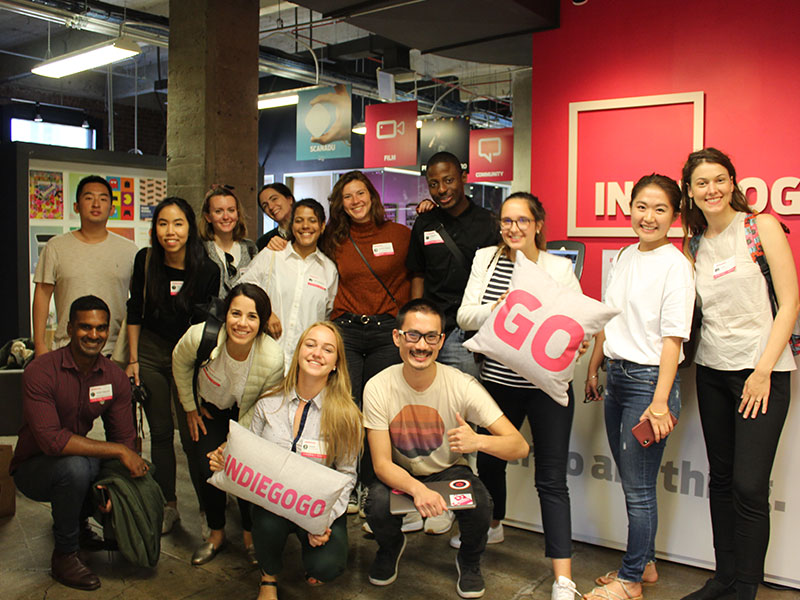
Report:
320,171,385,256
266,321,362,466
200,186,248,242
680,147,751,239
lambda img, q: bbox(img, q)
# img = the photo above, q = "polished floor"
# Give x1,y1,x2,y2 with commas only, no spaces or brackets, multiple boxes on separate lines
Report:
1,430,798,600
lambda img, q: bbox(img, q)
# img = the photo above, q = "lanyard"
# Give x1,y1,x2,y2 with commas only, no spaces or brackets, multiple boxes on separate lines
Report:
290,401,312,453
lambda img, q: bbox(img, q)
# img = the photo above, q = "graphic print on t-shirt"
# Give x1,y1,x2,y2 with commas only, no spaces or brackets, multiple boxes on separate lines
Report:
389,405,445,459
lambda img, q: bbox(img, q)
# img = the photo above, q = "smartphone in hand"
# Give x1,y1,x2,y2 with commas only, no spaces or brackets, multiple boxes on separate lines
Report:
632,413,678,447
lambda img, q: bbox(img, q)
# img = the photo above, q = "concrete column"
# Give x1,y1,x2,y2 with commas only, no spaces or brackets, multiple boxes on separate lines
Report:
511,69,532,194
167,0,260,234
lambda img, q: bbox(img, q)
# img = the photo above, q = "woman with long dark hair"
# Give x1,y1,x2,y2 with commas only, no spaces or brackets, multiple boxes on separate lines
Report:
678,148,798,600
257,183,295,251
200,185,258,298
126,197,220,535
319,171,411,515
172,283,284,565
207,321,362,599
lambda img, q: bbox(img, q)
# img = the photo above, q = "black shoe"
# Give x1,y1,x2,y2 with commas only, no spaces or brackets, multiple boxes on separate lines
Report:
51,549,101,591
455,554,485,598
681,578,736,600
368,534,406,586
79,520,116,552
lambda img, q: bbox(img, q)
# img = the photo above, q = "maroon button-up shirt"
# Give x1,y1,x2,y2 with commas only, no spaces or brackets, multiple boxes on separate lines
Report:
10,346,136,473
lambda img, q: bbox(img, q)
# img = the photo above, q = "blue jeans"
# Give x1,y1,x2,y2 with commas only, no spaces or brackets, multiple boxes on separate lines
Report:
604,359,680,582
438,326,480,378
14,454,101,553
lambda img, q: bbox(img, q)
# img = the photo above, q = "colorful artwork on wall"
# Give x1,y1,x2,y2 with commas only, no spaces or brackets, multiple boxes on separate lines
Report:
107,176,135,220
29,170,63,219
29,225,63,274
139,178,166,221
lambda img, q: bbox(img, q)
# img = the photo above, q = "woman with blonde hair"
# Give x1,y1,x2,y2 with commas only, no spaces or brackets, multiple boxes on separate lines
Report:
200,184,258,298
207,321,362,600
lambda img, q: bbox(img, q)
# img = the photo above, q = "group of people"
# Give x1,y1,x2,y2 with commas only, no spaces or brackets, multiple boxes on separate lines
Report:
11,147,797,600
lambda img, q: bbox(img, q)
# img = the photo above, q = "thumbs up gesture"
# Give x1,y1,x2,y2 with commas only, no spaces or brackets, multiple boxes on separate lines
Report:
447,412,481,454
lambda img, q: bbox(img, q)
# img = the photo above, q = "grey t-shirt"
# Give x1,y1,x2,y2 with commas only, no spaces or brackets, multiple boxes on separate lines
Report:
34,231,137,353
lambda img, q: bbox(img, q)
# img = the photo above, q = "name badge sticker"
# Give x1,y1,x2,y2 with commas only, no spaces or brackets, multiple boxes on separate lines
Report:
372,242,394,257
424,230,445,245
449,493,474,507
170,280,184,295
307,276,326,291
89,383,113,403
712,256,736,279
299,439,328,459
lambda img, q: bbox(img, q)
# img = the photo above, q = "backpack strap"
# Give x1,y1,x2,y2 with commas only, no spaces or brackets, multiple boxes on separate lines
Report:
743,213,779,317
191,315,224,412
688,234,702,259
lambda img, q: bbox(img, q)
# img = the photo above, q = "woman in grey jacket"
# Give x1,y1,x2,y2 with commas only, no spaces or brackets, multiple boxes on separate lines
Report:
172,283,283,566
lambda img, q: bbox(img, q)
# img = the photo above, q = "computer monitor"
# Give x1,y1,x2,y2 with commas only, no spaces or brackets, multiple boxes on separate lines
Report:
546,240,585,280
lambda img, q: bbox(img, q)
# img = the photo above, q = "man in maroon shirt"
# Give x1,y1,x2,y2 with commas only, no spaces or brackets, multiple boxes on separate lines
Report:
11,295,148,591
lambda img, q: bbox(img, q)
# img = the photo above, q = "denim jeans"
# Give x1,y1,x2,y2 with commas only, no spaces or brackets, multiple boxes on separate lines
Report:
365,464,493,566
695,365,790,585
14,454,101,553
438,326,481,379
604,359,681,582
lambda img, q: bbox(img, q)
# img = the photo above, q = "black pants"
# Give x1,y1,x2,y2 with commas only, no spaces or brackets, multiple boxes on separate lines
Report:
477,380,574,559
334,313,401,485
695,365,790,585
365,465,493,566
194,402,253,532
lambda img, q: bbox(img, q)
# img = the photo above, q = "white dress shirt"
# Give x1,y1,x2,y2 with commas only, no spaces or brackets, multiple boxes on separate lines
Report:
238,243,338,369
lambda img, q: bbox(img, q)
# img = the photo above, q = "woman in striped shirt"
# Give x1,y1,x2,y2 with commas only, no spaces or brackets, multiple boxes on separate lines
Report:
456,192,581,600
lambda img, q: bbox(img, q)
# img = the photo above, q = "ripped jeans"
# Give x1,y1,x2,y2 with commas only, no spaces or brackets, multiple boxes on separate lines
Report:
604,359,681,582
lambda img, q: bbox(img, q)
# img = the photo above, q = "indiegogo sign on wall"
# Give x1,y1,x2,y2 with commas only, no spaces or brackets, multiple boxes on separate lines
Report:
364,100,418,168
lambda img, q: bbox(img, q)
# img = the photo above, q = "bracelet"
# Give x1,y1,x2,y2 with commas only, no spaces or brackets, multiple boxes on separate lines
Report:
649,406,667,417
128,360,139,364
587,374,598,380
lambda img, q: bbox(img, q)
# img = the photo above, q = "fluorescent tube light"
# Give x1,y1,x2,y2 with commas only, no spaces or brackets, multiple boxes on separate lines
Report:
31,36,141,78
257,93,299,109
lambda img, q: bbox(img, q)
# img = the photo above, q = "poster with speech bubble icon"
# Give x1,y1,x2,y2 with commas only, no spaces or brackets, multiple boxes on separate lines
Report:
468,127,513,182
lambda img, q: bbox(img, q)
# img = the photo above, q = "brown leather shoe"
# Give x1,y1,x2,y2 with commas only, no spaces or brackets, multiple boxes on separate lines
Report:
51,549,101,591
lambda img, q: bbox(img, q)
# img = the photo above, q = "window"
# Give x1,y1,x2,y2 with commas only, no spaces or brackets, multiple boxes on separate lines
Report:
11,118,96,149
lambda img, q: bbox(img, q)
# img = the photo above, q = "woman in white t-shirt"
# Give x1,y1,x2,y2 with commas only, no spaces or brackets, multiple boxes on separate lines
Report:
457,192,582,600
172,283,283,567
677,148,798,600
584,174,695,600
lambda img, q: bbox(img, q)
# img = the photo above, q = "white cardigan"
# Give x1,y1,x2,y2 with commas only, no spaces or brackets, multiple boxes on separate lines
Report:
172,324,284,429
457,245,581,332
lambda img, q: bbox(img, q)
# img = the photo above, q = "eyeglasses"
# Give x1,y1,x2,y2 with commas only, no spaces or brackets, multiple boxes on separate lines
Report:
224,252,237,278
500,217,533,231
397,329,443,345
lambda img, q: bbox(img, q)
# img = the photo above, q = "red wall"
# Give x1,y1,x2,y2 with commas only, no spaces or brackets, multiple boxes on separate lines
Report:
531,0,800,298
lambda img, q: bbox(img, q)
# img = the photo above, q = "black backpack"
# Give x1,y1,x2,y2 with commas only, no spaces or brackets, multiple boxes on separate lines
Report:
190,298,226,411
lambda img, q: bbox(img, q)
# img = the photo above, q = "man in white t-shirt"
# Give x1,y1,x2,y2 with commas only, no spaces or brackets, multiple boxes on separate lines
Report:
32,175,137,357
363,299,528,599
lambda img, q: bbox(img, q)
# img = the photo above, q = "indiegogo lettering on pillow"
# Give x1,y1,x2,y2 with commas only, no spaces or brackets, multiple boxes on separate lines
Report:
464,252,619,406
208,420,350,535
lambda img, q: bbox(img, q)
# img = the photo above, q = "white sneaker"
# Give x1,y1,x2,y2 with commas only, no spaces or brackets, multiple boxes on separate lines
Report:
347,486,359,514
362,512,423,534
551,576,580,600
161,505,180,535
449,523,504,549
424,510,456,535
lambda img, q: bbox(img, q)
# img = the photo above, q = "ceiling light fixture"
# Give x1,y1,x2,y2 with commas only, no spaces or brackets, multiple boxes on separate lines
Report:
257,92,300,110
33,104,43,122
31,36,141,79
352,122,367,135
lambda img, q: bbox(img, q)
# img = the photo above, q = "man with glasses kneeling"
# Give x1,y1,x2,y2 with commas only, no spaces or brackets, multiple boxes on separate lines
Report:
362,298,528,599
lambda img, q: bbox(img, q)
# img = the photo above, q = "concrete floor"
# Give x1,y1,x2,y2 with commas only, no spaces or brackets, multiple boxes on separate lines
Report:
2,432,798,600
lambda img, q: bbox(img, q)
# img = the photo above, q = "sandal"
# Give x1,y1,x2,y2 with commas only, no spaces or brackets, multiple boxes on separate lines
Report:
596,561,657,586
584,580,643,600
257,579,278,600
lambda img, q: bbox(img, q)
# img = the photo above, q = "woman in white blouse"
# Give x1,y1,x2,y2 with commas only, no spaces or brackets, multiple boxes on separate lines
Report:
208,321,362,600
239,198,338,370
456,192,582,600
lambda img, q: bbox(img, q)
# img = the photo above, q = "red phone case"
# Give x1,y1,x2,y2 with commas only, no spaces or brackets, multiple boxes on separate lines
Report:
631,413,678,447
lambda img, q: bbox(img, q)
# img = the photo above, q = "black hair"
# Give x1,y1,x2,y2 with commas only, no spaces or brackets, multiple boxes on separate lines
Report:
224,283,271,335
288,198,326,244
397,298,447,332
146,197,207,315
258,182,295,214
76,175,113,201
426,151,463,175
630,174,682,214
69,295,110,323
